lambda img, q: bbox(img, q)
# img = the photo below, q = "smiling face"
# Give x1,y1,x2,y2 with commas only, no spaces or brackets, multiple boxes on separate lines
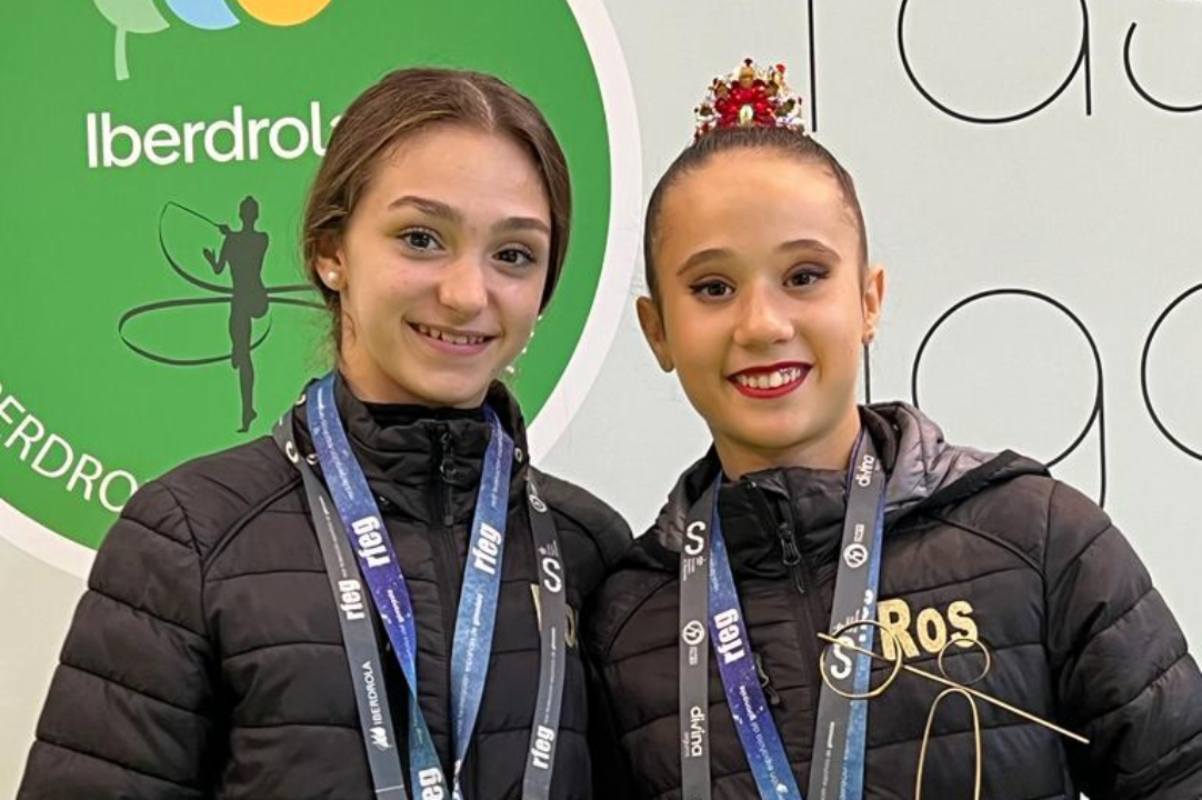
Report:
317,123,551,407
638,148,884,476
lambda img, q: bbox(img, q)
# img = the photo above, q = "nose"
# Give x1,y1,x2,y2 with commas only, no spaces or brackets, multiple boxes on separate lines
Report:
732,279,793,349
437,256,488,320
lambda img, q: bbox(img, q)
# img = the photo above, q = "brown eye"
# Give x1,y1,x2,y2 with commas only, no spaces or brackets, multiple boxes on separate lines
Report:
787,266,827,288
495,247,536,268
690,279,733,299
398,228,442,252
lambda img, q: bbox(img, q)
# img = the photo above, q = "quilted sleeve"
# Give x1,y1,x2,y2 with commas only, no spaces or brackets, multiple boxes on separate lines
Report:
18,481,219,799
1044,481,1202,799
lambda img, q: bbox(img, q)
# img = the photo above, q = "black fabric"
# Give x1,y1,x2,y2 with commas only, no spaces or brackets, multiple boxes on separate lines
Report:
19,375,631,800
586,403,1202,800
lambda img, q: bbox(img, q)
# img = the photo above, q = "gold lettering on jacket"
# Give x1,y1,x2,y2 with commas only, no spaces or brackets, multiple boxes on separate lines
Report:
876,598,979,660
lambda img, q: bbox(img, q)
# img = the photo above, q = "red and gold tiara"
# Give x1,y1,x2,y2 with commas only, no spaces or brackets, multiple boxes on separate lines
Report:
693,58,806,142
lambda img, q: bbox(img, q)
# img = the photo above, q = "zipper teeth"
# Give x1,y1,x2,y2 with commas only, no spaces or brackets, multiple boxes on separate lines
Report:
753,481,823,719
795,546,826,721
430,424,460,780
438,430,454,527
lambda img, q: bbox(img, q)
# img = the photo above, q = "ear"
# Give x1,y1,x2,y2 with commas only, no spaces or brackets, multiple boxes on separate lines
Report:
315,233,347,292
860,263,886,344
636,295,675,372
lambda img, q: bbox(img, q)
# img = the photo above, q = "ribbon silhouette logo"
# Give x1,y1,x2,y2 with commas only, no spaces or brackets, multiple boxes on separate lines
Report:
118,198,322,432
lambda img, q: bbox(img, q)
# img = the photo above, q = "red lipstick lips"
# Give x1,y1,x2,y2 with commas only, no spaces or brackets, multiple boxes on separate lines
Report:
729,361,810,399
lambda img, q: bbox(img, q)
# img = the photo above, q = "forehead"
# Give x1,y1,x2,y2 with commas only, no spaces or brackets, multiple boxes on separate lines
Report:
359,124,550,216
655,150,859,264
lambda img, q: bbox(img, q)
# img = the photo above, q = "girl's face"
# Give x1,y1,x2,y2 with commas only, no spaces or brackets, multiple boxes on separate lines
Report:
638,150,885,475
318,124,551,407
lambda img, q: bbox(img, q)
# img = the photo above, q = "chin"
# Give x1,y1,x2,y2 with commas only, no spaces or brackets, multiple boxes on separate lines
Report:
417,386,488,408
727,416,820,452
426,378,493,408
378,367,487,407
746,431,815,456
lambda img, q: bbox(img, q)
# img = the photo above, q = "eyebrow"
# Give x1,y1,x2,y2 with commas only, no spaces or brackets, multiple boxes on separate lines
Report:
676,247,730,276
388,194,550,237
778,237,842,260
493,216,551,236
675,237,842,276
389,195,461,223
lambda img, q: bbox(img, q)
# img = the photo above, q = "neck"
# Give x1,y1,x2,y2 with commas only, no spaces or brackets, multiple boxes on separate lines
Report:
335,371,486,433
714,406,863,480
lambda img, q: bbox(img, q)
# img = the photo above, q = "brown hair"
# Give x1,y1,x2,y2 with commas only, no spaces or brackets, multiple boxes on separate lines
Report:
642,126,868,300
302,67,571,344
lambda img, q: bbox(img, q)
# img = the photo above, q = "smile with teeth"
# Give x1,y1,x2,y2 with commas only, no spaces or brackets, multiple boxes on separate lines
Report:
733,366,805,390
413,323,491,346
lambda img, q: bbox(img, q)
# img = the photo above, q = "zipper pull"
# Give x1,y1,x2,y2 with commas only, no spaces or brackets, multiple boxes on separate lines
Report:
754,652,781,707
778,522,801,566
778,522,806,595
437,430,453,477
437,428,454,527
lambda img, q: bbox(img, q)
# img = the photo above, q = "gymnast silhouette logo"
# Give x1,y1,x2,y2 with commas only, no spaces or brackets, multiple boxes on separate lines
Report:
118,196,321,432
205,196,270,431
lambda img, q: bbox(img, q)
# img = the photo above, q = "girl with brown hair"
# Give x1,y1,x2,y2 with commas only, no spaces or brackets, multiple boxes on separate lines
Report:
20,67,629,800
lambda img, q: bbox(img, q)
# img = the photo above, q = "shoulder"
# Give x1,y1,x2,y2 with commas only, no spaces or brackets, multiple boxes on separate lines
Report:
925,465,1112,577
530,467,632,571
583,538,676,663
582,471,698,659
127,436,300,558
86,437,297,632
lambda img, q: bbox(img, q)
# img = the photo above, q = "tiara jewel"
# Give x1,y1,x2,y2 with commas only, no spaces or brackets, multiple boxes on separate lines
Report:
694,58,806,142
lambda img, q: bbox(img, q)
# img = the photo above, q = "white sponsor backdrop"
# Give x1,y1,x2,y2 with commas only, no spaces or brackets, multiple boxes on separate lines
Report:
3,1,1200,794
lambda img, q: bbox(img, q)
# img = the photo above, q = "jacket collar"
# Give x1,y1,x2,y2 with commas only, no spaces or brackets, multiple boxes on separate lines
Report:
294,372,531,526
631,402,1032,575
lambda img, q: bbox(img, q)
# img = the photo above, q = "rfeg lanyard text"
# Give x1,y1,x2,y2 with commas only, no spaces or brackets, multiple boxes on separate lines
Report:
678,433,887,800
277,374,566,799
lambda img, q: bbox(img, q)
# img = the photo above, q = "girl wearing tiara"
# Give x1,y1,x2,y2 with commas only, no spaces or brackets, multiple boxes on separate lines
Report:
586,60,1202,799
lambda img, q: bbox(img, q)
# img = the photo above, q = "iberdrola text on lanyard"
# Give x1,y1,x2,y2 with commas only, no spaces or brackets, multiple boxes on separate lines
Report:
273,373,568,800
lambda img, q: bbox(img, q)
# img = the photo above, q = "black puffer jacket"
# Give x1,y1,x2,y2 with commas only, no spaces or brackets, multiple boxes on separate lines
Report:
20,376,631,799
586,403,1202,799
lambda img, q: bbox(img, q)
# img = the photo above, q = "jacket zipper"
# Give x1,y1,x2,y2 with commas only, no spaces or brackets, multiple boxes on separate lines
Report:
788,521,832,734
437,429,455,528
429,424,462,783
778,520,805,595
749,480,825,736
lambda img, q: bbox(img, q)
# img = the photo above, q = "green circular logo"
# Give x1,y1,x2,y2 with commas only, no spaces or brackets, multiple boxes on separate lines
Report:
0,0,640,572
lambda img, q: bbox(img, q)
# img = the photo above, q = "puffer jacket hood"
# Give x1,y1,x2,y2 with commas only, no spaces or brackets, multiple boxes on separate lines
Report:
631,402,1039,565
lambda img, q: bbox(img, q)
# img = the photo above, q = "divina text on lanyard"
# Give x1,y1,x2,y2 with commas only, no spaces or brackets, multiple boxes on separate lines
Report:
678,432,887,800
274,374,568,800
